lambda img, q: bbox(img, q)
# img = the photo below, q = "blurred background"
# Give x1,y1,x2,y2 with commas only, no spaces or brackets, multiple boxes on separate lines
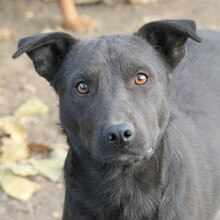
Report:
0,0,220,219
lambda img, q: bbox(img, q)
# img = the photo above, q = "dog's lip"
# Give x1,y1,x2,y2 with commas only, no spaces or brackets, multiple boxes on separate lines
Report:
105,153,145,162
104,147,154,162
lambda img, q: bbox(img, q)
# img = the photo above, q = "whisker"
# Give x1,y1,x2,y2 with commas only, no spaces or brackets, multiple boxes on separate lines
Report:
153,151,160,173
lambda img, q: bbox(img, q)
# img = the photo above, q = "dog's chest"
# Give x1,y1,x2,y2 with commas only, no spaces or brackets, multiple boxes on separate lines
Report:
92,172,160,220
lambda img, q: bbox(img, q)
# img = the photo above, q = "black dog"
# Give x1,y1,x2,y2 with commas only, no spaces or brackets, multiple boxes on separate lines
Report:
13,20,220,220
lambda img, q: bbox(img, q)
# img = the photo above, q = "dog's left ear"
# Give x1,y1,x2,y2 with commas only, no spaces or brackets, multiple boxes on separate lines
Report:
135,19,202,69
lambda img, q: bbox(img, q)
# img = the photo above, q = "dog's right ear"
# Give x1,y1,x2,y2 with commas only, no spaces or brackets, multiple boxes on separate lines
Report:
12,32,78,82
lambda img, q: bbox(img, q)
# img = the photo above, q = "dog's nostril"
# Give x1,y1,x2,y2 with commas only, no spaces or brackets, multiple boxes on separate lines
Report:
108,133,117,142
124,130,132,139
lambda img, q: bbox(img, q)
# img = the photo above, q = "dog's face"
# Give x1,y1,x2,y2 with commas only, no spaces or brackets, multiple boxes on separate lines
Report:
13,20,201,164
57,35,168,163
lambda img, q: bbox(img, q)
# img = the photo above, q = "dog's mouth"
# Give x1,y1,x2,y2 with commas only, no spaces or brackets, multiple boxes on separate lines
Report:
103,147,154,164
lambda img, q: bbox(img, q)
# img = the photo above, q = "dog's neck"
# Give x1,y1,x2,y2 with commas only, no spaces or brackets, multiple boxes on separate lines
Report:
65,144,164,219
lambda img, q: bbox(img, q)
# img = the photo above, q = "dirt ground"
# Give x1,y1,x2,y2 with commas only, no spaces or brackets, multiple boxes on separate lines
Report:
0,0,220,219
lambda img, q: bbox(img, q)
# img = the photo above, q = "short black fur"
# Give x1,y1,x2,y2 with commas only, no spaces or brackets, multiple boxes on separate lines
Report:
13,19,220,220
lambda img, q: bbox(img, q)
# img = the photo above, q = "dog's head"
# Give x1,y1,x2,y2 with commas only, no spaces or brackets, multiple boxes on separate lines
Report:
13,20,201,164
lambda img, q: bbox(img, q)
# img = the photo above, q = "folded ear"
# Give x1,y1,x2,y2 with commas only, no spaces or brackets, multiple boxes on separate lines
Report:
12,32,78,82
135,19,202,69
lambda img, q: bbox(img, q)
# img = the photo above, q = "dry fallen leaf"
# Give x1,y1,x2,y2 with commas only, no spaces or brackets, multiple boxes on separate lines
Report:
28,142,53,160
0,119,28,142
50,147,67,161
28,142,52,154
10,163,38,177
0,142,29,164
0,173,41,201
30,158,63,182
14,96,49,118
0,128,10,145
0,114,67,201
0,168,7,182
30,148,67,182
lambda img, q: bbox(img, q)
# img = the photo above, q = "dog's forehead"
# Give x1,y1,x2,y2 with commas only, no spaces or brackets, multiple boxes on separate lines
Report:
77,34,152,58
65,34,157,76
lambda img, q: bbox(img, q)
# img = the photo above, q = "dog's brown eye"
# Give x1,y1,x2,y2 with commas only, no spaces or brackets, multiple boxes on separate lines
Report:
76,82,89,94
134,73,148,85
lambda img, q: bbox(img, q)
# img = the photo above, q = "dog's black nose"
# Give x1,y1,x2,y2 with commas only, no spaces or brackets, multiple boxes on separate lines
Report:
105,123,135,147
